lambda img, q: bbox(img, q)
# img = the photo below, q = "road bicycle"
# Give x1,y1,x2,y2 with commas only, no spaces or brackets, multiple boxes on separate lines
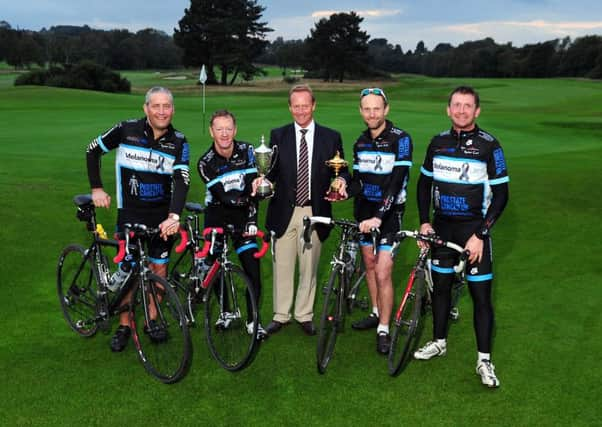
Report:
191,224,270,371
57,195,192,383
387,230,467,376
168,202,207,325
302,215,377,374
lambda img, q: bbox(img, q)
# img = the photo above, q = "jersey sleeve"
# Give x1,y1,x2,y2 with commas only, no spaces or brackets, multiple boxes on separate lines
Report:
375,134,413,219
476,141,510,238
169,137,191,215
85,122,122,189
417,139,435,224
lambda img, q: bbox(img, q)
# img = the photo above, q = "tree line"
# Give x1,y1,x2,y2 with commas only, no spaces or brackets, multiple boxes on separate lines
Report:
2,4,602,84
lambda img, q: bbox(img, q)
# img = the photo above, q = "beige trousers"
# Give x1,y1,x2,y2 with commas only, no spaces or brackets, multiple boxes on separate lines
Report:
272,206,322,323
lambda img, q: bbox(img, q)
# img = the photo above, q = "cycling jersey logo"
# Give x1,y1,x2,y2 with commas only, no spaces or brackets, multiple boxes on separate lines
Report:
466,139,473,146
129,174,139,195
470,267,479,275
374,155,383,171
156,156,166,172
459,163,470,181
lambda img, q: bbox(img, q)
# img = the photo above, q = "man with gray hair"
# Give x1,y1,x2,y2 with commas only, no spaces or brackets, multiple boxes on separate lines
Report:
86,86,190,352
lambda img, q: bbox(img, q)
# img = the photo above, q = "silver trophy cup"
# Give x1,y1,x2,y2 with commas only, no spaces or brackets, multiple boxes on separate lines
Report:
255,135,277,198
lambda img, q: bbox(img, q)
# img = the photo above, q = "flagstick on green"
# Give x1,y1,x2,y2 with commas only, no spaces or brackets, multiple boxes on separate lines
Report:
199,64,207,134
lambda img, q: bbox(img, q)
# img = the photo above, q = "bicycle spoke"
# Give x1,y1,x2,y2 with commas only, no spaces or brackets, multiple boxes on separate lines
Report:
130,274,192,384
57,244,99,337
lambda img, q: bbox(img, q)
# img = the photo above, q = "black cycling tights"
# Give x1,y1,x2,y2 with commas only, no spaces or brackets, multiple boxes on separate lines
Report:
431,272,494,353
238,250,261,323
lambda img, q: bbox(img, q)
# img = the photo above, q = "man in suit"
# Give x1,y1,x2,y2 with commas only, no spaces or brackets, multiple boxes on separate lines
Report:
258,84,349,336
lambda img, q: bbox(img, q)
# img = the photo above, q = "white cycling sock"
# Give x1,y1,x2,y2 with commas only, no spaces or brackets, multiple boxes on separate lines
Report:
377,324,389,335
478,352,491,362
372,307,379,317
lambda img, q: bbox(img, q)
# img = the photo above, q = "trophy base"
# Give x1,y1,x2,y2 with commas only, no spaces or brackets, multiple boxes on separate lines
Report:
326,191,345,201
256,185,273,199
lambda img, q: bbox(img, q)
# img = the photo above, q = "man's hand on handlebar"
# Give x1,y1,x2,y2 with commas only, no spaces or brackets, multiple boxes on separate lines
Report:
418,223,435,249
359,217,381,234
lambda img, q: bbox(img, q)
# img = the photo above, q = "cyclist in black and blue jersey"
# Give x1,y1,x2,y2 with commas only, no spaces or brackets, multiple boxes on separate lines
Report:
197,110,266,339
340,87,413,355
414,86,509,388
86,86,190,352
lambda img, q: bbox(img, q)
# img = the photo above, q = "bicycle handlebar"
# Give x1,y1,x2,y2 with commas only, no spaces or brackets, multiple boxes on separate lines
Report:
302,216,359,244
392,230,469,273
112,224,161,263
196,226,270,259
174,228,189,254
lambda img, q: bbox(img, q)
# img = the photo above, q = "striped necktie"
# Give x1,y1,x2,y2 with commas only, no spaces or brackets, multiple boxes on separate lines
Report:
295,129,309,206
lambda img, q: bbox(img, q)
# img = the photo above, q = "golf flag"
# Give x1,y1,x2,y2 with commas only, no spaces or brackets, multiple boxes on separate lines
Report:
200,64,207,134
199,65,207,84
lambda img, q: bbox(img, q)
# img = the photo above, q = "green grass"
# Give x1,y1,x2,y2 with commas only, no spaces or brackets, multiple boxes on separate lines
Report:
1,76,601,426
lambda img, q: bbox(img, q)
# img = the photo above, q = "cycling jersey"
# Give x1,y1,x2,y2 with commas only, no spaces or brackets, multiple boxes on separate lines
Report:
349,120,413,220
86,117,190,215
197,141,259,237
417,125,509,238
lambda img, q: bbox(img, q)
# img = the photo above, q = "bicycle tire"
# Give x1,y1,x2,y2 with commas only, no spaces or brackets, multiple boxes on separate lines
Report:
388,269,425,376
169,249,202,325
205,264,259,371
317,268,344,374
130,273,192,384
57,244,100,337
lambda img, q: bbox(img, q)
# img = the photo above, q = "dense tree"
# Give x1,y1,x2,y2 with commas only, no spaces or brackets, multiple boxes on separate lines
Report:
305,11,369,82
174,0,272,85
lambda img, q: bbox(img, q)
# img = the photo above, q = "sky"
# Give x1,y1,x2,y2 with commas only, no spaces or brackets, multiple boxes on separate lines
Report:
2,0,602,50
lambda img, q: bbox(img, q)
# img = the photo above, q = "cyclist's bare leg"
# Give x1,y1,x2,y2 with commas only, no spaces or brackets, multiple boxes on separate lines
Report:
374,250,394,327
147,262,167,320
360,246,379,315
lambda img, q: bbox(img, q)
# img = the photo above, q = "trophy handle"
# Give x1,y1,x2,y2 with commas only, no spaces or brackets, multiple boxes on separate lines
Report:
266,144,278,177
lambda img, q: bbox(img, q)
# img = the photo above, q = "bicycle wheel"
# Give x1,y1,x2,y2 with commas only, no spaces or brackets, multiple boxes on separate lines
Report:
169,249,202,325
317,269,344,374
57,244,99,337
130,273,192,384
205,264,258,371
388,270,425,376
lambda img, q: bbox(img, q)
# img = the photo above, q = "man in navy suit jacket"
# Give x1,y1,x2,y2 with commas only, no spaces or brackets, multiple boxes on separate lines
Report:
259,84,349,336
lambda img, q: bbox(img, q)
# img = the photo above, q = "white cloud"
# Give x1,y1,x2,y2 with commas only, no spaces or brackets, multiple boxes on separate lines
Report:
445,19,602,39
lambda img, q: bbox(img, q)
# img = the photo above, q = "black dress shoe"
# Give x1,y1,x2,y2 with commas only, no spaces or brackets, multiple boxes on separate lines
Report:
265,321,287,335
299,321,316,336
376,332,391,355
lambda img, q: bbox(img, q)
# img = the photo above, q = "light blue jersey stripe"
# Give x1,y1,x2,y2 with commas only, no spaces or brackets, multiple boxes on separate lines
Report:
489,176,510,185
236,243,258,254
431,265,455,274
394,160,413,167
173,164,189,171
97,137,109,153
420,166,433,177
467,273,493,282
207,168,257,188
149,257,170,264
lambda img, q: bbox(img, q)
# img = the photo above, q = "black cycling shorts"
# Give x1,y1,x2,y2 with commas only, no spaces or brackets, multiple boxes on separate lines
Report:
116,208,174,264
356,203,404,252
430,217,493,282
204,207,258,255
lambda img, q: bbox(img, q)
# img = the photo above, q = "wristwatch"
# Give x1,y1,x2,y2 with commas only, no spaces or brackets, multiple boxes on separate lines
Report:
168,213,180,221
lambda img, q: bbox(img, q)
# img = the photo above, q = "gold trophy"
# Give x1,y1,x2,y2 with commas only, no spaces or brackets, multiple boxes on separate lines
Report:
254,135,278,198
325,151,348,200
